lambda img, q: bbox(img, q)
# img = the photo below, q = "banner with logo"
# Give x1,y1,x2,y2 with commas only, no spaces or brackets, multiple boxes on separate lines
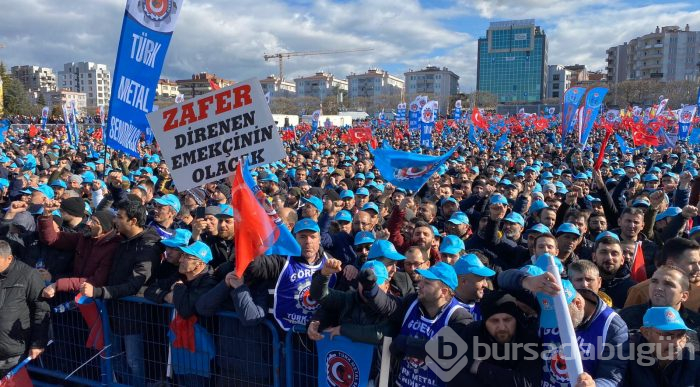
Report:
146,78,285,191
678,105,696,141
579,87,608,146
420,100,437,148
396,103,406,121
408,100,420,132
561,87,586,147
106,0,184,156
453,100,462,120
41,106,49,130
316,336,375,387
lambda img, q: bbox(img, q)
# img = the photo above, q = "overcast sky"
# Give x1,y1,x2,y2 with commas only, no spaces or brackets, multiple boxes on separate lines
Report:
2,0,700,91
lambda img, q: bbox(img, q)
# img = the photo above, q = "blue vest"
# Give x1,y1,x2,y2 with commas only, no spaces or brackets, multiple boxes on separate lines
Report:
396,297,464,387
272,254,333,331
539,304,617,387
456,299,481,322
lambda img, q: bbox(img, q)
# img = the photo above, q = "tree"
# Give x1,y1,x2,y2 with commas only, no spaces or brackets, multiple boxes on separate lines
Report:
466,91,498,108
36,93,47,108
2,74,34,116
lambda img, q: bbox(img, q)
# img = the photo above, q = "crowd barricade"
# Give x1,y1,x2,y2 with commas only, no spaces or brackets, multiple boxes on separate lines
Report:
29,295,282,387
284,325,317,387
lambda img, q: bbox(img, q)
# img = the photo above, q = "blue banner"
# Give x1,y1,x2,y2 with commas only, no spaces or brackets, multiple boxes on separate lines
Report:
579,87,608,146
41,106,49,130
454,101,462,120
106,0,184,156
561,87,586,147
678,105,696,141
408,101,420,132
316,336,375,387
371,142,458,192
420,121,433,148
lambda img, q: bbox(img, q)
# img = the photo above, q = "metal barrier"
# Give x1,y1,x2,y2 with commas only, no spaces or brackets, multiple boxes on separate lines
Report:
284,325,317,387
29,295,281,387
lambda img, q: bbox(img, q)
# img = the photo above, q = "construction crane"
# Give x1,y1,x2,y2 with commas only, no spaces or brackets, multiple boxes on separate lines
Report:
264,48,374,81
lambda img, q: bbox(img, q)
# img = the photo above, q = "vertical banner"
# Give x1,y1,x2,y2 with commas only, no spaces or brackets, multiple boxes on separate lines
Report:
316,336,375,387
106,0,184,156
396,103,406,122
453,100,462,120
561,87,586,147
578,87,608,146
408,100,420,132
70,99,80,144
678,105,697,141
420,101,437,149
41,106,49,130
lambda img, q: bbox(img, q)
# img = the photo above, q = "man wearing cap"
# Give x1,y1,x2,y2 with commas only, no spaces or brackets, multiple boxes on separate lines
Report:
300,195,323,222
626,238,700,311
238,218,335,331
499,265,629,387
58,196,88,232
453,253,496,321
446,211,471,242
361,261,473,387
149,193,182,239
201,205,236,277
439,235,466,264
308,258,395,345
39,207,122,299
367,239,414,297
449,290,542,387
319,202,356,266
145,229,193,303
624,307,700,386
555,223,583,268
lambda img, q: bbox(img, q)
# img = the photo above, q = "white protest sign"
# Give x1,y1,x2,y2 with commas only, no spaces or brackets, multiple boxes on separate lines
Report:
147,78,285,191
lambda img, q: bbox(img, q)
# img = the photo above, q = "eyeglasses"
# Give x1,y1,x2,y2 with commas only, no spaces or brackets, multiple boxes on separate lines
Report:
404,260,427,268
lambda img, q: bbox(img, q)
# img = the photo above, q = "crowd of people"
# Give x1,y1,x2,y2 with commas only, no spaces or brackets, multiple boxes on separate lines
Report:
1,111,700,387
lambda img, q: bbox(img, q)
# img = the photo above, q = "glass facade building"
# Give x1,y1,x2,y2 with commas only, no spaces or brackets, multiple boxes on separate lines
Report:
477,20,548,103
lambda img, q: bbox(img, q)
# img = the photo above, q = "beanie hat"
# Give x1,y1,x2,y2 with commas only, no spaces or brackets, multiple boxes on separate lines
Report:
480,290,524,323
216,183,232,200
92,210,114,231
60,197,85,218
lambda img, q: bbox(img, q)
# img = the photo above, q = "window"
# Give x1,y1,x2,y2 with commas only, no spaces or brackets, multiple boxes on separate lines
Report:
553,92,559,98
553,74,560,81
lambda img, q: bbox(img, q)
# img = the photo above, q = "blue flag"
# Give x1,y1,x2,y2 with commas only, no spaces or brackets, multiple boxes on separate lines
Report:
168,314,215,377
494,131,508,152
106,0,184,157
316,336,375,387
689,127,700,145
408,100,420,132
579,87,608,146
561,87,586,147
371,142,457,192
0,120,9,143
241,160,301,257
615,133,633,154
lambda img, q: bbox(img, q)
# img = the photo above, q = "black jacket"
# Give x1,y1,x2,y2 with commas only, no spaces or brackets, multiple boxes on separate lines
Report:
0,259,50,359
92,227,162,299
624,334,700,387
601,266,637,309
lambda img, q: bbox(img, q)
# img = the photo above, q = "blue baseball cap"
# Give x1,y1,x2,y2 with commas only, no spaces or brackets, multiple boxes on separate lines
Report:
340,190,354,199
50,180,67,189
354,231,375,246
0,178,8,189
161,229,193,248
30,184,55,200
335,210,352,223
642,174,659,182
503,212,525,226
431,225,441,237
453,254,495,277
447,211,470,225
293,218,320,234
489,194,508,205
537,278,577,328
656,207,682,222
154,194,181,213
643,307,695,332
416,262,458,291
362,202,379,214
555,223,581,237
179,241,213,264
529,200,549,215
259,173,279,183
524,223,551,236
595,231,621,242
354,173,365,180
361,260,389,285
439,235,465,255
81,171,96,184
355,187,369,197
302,196,323,212
632,197,650,208
216,204,235,218
368,240,405,261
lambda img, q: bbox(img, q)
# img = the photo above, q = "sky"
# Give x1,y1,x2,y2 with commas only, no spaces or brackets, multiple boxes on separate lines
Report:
1,0,700,92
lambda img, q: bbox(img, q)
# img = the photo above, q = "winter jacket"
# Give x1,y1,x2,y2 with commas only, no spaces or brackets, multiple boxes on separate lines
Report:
37,215,122,290
624,334,700,387
0,259,50,359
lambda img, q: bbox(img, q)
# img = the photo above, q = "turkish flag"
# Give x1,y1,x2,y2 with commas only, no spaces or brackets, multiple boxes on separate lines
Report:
472,107,488,130
630,242,647,282
632,123,659,147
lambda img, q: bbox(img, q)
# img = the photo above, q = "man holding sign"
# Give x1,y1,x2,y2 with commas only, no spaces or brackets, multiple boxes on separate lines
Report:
499,254,629,387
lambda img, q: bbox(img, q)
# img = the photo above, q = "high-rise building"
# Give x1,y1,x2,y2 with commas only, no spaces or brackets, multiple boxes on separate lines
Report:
606,25,700,83
58,62,111,108
260,75,296,98
176,73,235,98
156,79,180,99
293,72,348,100
41,90,87,112
347,69,404,103
10,65,56,92
404,66,459,112
477,19,548,103
546,65,571,99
